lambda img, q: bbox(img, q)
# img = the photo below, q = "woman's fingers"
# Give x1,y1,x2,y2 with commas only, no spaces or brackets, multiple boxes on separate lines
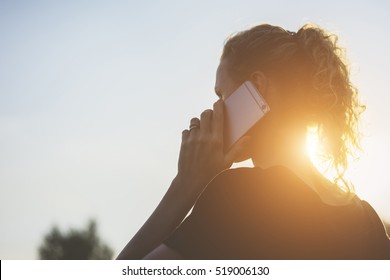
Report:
200,109,213,134
182,129,190,141
189,117,200,130
187,118,200,137
183,117,200,142
179,100,234,183
184,101,225,148
187,100,224,139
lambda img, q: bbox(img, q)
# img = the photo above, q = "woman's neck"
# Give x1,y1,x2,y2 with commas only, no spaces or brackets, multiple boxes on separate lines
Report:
251,128,307,169
251,137,354,206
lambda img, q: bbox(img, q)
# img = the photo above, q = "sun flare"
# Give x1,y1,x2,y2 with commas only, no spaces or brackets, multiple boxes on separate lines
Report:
306,126,321,166
305,126,335,180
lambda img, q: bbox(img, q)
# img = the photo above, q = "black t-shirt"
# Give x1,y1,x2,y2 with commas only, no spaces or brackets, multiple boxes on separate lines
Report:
164,166,390,259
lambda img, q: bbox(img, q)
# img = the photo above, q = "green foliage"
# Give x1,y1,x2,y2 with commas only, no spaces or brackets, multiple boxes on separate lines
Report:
38,220,113,260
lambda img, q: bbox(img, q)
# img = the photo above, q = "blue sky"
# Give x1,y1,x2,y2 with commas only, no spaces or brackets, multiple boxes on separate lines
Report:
1,0,390,259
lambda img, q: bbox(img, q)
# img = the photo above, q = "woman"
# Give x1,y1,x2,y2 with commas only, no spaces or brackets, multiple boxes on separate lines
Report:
117,23,390,259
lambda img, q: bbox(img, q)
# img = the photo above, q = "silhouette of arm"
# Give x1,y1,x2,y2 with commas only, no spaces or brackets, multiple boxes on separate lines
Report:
116,100,248,259
116,175,205,259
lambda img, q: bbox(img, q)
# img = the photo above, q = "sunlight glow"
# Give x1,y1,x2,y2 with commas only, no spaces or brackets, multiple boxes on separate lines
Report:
306,126,321,166
306,126,348,188
305,126,336,182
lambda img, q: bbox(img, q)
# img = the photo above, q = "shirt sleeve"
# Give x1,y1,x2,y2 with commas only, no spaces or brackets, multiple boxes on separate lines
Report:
361,201,390,258
163,169,247,259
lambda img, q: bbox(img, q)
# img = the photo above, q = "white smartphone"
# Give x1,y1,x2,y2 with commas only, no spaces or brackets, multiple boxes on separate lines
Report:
224,81,270,150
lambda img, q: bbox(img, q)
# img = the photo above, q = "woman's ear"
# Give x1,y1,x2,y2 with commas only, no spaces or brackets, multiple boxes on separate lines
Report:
250,71,268,95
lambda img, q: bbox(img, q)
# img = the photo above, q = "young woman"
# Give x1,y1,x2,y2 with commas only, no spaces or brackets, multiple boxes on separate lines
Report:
117,23,390,259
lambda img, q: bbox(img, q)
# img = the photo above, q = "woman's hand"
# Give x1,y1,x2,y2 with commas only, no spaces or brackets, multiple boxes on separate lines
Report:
116,99,249,260
177,99,250,193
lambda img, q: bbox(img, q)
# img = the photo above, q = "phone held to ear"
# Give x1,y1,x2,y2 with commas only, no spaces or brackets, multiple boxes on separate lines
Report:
224,81,270,151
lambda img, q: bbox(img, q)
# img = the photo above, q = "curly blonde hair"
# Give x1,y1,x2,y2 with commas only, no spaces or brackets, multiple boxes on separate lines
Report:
221,24,365,191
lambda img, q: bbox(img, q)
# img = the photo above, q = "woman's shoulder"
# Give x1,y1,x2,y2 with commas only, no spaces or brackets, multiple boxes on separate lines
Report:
209,165,303,187
198,166,322,212
205,165,318,199
199,165,371,223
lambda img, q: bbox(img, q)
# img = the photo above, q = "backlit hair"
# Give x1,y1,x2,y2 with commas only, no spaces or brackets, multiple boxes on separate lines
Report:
221,24,365,191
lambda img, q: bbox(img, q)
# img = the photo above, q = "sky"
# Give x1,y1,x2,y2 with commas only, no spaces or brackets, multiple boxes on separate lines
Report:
1,0,390,259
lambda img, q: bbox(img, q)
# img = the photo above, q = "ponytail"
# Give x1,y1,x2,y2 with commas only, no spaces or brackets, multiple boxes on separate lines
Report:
222,23,365,191
295,24,365,188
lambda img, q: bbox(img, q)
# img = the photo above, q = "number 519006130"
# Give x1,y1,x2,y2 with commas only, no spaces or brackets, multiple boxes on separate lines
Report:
215,266,270,276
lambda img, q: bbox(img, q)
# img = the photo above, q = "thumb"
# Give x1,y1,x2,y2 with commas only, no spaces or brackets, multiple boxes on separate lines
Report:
224,136,252,166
